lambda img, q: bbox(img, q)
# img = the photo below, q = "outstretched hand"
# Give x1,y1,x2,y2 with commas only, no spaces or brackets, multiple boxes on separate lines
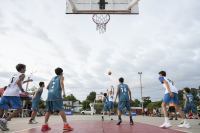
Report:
29,79,33,82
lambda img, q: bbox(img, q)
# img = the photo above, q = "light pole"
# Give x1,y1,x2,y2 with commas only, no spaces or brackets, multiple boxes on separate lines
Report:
138,72,143,111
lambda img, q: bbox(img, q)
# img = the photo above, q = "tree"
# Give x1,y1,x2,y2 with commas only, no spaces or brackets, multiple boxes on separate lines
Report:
178,90,184,101
147,103,156,109
82,100,93,110
142,97,151,108
62,94,77,101
86,91,96,102
131,99,140,107
154,99,163,108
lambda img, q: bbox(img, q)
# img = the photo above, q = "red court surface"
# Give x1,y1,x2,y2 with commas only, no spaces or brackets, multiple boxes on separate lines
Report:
13,121,186,133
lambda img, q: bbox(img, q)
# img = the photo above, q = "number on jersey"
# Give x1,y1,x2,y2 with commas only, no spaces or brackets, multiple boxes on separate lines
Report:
167,79,174,86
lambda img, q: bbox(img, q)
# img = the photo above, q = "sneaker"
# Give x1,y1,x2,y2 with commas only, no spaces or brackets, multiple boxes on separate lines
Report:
159,123,172,128
32,119,38,124
178,123,191,128
117,120,122,125
41,124,51,131
63,124,73,130
0,120,9,131
111,118,113,121
130,120,134,125
4,118,11,121
175,118,178,120
169,118,173,120
181,120,184,124
102,116,104,121
29,119,37,124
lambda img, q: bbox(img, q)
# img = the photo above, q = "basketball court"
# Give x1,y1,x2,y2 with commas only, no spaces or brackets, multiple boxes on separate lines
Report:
4,115,199,133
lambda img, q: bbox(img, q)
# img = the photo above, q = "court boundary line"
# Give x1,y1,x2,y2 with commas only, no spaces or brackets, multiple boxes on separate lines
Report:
135,121,191,133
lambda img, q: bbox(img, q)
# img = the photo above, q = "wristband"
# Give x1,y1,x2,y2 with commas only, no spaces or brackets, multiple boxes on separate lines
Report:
21,89,25,92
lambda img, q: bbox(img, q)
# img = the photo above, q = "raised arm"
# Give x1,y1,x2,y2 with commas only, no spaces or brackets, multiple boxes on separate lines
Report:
17,75,28,95
112,86,114,95
23,79,33,84
60,76,66,97
114,85,119,103
102,97,104,104
127,85,132,102
107,89,109,96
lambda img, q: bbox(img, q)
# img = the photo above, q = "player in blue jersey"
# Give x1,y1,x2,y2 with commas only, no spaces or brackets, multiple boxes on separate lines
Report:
29,82,45,124
114,77,133,125
41,68,73,131
182,87,200,125
102,92,112,121
158,71,189,128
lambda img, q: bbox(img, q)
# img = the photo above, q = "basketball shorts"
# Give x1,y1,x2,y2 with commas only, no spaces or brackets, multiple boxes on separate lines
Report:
103,104,110,111
183,103,198,114
46,100,64,111
109,101,114,107
32,102,39,111
0,96,22,109
169,106,175,112
118,101,131,111
163,92,180,104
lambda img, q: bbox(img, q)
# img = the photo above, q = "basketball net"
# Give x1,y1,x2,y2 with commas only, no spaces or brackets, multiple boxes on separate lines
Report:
92,14,110,34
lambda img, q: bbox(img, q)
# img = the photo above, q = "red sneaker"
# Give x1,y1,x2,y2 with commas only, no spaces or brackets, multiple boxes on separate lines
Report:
63,124,74,130
41,124,51,131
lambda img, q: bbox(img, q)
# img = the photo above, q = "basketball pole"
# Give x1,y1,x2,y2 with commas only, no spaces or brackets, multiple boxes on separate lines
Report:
138,72,143,111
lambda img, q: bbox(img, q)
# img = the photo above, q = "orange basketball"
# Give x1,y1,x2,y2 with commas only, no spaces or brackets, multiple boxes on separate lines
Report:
108,72,112,75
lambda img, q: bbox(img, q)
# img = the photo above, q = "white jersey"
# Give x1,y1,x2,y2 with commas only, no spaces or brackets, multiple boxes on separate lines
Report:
3,72,25,96
109,94,114,102
159,77,178,94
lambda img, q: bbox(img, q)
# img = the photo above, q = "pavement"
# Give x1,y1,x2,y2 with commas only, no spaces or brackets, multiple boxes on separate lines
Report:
0,115,199,133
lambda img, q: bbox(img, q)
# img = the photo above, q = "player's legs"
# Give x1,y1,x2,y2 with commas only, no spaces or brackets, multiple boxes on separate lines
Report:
161,103,168,117
60,110,67,122
44,111,51,123
169,111,172,119
4,110,8,118
174,104,185,119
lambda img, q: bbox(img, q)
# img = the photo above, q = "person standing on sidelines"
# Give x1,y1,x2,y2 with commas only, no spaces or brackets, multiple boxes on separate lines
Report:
41,68,73,131
29,82,45,124
0,64,32,131
107,86,116,115
114,77,133,125
168,102,178,120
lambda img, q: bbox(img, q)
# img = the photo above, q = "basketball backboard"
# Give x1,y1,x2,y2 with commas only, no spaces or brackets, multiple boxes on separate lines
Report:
66,0,139,14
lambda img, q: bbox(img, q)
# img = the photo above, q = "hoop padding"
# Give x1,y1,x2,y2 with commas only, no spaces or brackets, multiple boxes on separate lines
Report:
92,14,110,34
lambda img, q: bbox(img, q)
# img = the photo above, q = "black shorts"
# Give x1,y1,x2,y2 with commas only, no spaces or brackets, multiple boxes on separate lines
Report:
169,106,175,112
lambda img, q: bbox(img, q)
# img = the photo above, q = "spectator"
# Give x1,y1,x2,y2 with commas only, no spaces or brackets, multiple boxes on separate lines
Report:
197,104,200,117
156,108,159,116
142,110,145,116
144,108,148,116
188,111,193,119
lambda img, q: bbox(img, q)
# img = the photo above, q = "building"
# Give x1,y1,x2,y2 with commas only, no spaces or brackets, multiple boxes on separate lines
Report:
63,101,82,112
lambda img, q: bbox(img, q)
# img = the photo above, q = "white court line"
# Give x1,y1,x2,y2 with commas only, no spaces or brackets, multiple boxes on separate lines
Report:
11,119,83,133
135,121,191,133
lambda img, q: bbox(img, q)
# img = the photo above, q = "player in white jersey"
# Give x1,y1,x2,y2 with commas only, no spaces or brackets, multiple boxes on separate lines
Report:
107,86,116,115
158,71,190,129
0,64,32,131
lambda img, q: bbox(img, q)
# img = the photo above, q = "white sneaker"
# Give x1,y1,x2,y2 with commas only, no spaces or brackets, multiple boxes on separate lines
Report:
159,123,171,128
32,119,38,124
29,119,37,124
178,123,191,128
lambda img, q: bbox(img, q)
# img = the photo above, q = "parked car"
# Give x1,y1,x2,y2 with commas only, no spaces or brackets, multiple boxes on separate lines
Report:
81,109,96,114
101,110,115,115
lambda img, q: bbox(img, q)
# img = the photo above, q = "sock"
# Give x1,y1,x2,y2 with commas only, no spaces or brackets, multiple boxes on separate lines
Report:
64,122,68,125
165,117,169,123
184,119,188,124
130,116,133,121
44,122,48,125
118,115,121,120
3,120,7,123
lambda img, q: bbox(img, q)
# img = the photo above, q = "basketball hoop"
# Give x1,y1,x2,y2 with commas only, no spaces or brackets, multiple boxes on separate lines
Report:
92,14,110,34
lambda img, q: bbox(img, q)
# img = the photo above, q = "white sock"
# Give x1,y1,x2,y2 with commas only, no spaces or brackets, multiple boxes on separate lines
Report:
165,117,169,123
3,120,7,123
184,119,188,124
64,122,67,125
44,122,48,125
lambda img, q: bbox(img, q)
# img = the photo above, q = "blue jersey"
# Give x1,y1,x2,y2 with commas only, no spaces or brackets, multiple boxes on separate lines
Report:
32,87,42,103
47,76,62,101
104,96,109,105
118,84,129,101
184,93,194,104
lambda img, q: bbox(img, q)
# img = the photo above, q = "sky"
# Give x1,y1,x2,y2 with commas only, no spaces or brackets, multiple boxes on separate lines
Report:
0,0,200,102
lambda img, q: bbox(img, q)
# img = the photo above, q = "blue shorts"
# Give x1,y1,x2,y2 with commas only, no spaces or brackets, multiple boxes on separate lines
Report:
118,101,131,111
103,104,110,111
183,103,198,114
32,102,39,111
0,96,22,109
163,92,180,104
46,100,64,112
109,101,114,108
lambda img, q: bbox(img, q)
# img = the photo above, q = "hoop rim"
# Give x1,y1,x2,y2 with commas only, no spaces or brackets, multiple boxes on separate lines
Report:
92,14,110,25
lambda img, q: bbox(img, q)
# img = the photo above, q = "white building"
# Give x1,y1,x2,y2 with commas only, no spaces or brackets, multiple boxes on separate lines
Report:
63,101,82,112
